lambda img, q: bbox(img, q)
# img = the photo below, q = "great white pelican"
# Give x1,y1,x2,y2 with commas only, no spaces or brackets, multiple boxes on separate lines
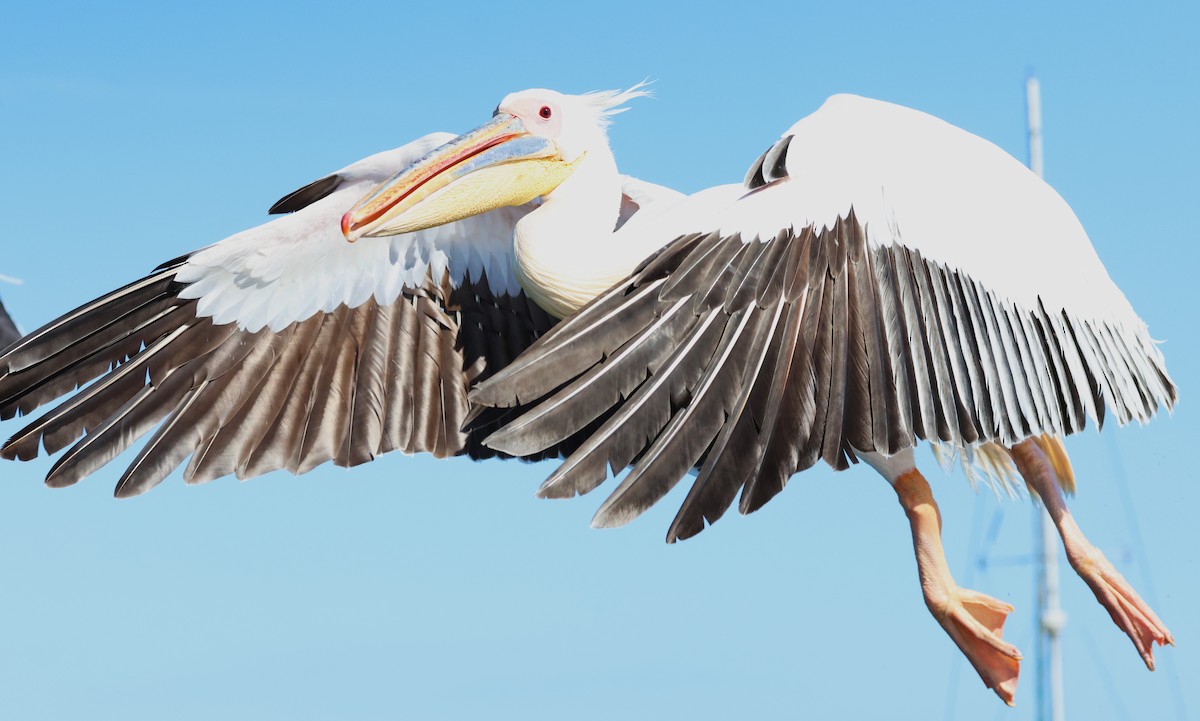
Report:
0,86,1177,705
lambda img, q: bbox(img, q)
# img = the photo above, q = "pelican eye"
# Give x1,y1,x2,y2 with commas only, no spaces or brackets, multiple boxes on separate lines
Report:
539,106,552,119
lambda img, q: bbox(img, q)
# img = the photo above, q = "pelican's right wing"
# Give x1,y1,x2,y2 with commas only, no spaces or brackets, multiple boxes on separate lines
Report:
0,133,558,495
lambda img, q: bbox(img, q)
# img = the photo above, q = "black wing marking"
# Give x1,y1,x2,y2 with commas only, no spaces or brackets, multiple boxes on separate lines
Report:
0,298,20,350
744,135,794,189
268,174,345,214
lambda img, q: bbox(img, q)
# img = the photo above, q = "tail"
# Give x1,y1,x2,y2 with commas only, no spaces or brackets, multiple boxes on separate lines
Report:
931,433,1075,498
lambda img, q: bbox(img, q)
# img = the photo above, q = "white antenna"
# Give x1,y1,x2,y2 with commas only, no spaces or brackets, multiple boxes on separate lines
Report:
1027,72,1066,721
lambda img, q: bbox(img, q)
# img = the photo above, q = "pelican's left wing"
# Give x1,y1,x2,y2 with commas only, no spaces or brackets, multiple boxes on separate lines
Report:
0,134,559,494
471,95,1177,541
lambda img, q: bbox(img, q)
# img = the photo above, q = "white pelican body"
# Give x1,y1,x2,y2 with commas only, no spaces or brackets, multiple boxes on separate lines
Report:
0,87,1176,706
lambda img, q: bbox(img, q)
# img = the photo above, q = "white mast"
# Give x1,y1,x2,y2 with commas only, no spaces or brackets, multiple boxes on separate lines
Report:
1028,72,1066,721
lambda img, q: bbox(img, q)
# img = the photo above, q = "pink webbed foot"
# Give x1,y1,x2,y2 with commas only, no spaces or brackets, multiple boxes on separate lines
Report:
891,467,1023,705
1009,438,1173,671
930,585,1022,705
1067,542,1174,670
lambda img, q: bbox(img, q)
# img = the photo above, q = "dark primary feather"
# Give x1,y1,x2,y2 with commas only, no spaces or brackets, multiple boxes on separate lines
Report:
667,289,802,541
0,299,19,349
534,306,727,500
473,213,1178,542
483,295,695,459
928,260,981,444
909,249,961,444
268,174,345,214
0,255,561,495
590,306,775,528
744,135,794,189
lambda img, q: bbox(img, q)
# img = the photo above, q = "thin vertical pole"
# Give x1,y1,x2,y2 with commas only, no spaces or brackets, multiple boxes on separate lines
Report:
1027,73,1066,721
1027,75,1045,178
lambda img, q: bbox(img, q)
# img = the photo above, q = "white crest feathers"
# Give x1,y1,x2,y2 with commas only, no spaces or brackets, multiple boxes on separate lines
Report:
580,81,653,127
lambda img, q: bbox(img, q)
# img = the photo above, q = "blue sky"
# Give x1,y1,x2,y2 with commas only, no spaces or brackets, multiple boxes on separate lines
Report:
1,1,1197,719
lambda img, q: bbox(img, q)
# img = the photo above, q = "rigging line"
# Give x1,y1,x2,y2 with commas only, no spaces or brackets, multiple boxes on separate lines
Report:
942,484,989,721
1079,622,1134,721
1104,433,1191,721
975,508,1006,574
964,490,990,589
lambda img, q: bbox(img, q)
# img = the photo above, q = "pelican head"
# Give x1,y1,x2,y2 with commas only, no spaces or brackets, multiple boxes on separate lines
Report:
341,86,649,241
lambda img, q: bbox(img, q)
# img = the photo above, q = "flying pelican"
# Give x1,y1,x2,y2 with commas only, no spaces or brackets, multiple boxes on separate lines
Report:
0,87,1176,705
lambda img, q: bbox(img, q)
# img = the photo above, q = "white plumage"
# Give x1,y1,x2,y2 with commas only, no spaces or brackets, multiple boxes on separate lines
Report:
628,95,1143,331
175,132,680,333
176,134,523,332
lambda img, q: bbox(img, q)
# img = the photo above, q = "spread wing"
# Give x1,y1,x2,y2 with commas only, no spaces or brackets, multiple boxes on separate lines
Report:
0,133,564,495
471,94,1177,541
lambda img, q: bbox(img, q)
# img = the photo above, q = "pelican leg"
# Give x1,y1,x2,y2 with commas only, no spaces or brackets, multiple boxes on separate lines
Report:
1009,439,1174,670
861,450,1021,705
